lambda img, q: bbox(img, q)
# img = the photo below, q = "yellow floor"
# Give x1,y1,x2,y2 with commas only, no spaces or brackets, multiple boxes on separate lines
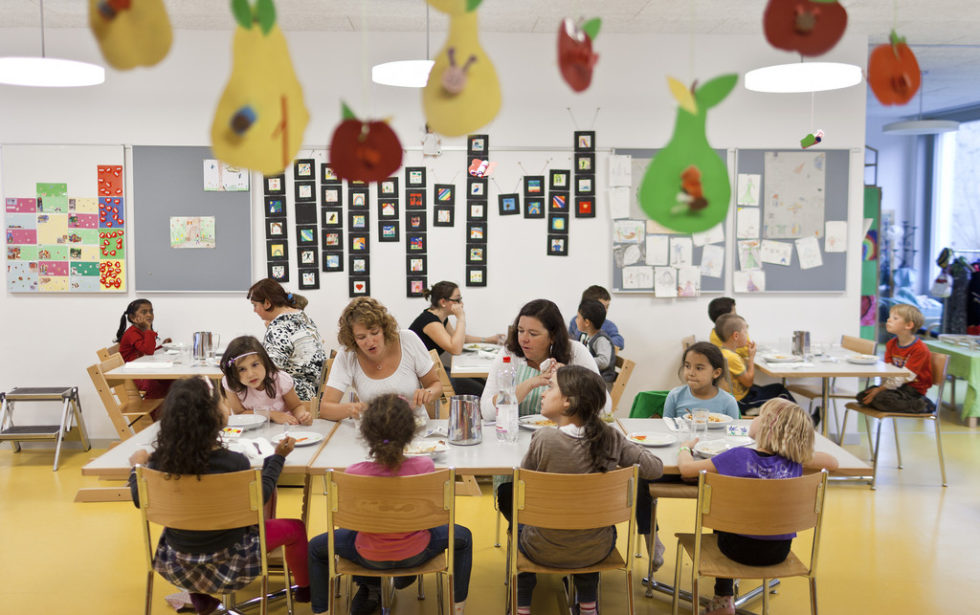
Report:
2,408,978,615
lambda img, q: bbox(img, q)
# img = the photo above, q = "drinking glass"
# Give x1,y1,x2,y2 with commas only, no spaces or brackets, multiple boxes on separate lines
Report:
207,334,221,363
691,408,709,440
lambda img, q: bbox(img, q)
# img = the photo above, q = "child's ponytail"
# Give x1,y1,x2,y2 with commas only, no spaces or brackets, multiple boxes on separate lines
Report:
115,299,150,342
556,365,615,472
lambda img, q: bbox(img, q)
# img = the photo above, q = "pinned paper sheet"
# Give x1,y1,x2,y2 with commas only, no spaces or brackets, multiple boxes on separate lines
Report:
825,221,847,252
692,222,724,247
796,236,823,269
203,159,249,191
645,235,669,266
170,216,216,249
700,244,725,278
655,267,678,297
677,266,701,297
620,244,643,266
760,240,793,266
734,270,765,293
608,187,631,219
737,239,762,271
608,155,632,187
669,236,693,267
622,265,654,290
737,173,760,206
613,219,645,243
736,207,760,239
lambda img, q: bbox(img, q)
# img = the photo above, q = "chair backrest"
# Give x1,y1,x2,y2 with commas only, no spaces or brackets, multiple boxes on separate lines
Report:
97,343,120,361
87,355,137,440
328,468,454,533
681,335,696,350
313,350,337,417
135,466,265,530
696,470,827,537
513,466,637,530
610,355,635,412
930,351,950,387
841,335,875,356
429,349,455,418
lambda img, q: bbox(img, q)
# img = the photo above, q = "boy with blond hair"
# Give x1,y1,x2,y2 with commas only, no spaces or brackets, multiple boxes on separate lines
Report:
716,313,793,414
856,304,934,413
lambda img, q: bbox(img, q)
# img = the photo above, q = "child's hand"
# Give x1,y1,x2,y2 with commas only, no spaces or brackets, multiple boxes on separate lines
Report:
862,386,884,404
682,438,699,450
274,437,296,457
161,337,172,344
293,408,313,426
129,449,150,466
269,410,299,425
746,341,757,359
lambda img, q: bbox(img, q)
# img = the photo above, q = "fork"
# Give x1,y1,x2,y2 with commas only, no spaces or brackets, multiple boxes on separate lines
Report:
663,417,677,431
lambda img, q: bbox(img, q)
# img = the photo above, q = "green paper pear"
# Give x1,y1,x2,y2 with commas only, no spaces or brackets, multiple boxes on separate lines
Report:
639,74,737,233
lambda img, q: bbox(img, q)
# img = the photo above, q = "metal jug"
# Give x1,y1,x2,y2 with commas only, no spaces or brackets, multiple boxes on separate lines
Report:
447,395,482,446
792,331,811,358
192,331,215,364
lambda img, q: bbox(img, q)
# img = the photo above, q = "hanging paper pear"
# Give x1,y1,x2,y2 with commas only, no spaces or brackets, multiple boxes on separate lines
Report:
639,74,737,234
88,0,173,69
422,0,501,137
210,0,309,175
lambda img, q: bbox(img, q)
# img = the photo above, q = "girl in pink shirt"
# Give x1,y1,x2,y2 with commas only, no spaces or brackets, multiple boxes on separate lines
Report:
219,336,312,425
308,395,472,615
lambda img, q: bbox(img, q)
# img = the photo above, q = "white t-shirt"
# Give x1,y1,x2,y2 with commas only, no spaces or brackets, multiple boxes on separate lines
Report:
222,370,294,413
326,329,435,420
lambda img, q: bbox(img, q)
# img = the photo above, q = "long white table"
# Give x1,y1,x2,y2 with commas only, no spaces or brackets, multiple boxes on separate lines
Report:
450,349,498,379
104,352,223,381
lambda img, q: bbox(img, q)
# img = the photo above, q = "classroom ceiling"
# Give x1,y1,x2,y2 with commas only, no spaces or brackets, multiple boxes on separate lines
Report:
3,0,980,119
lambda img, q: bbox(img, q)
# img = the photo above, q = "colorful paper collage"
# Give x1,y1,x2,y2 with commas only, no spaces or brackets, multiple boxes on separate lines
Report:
5,168,127,293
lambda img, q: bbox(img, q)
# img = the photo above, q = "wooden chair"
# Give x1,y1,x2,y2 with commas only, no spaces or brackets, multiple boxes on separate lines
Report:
681,335,696,350
509,466,638,615
841,352,950,488
671,470,829,615
313,350,337,419
325,468,456,615
786,335,877,433
96,344,120,361
86,355,161,440
610,355,636,413
428,349,455,420
134,466,284,615
643,482,699,598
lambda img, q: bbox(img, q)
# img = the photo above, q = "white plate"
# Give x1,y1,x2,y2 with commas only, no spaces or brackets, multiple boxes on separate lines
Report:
846,354,879,365
627,432,676,447
463,343,498,353
519,414,556,430
227,414,267,430
272,431,324,447
762,354,798,363
405,440,448,457
682,413,735,429
694,436,755,458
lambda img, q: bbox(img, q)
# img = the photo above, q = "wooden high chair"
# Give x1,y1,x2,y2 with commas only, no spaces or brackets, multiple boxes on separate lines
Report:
87,355,162,440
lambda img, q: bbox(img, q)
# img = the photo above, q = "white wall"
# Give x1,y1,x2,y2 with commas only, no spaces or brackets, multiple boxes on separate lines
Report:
1,27,869,440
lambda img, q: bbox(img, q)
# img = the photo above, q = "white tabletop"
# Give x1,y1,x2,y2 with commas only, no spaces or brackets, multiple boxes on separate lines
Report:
105,352,223,380
616,418,871,477
309,418,531,475
450,347,499,378
82,418,338,480
754,348,910,380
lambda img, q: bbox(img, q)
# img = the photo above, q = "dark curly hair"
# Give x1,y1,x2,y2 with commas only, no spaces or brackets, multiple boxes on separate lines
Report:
556,365,615,473
220,336,280,400
504,299,572,364
149,378,224,478
337,297,399,351
359,394,420,471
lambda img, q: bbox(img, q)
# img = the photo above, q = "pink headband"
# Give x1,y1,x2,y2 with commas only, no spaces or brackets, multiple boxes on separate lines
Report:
226,351,258,368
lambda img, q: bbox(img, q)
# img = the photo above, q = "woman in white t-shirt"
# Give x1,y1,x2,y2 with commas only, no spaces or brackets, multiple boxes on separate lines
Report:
320,298,443,423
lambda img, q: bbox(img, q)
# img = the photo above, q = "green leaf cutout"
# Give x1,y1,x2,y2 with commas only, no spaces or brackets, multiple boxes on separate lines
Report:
341,102,357,121
889,29,907,47
466,0,484,12
695,74,738,110
582,18,602,41
256,0,277,35
231,0,252,30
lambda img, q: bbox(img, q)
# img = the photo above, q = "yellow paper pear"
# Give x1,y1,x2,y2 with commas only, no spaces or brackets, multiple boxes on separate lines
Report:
422,0,501,137
210,18,309,176
88,0,173,69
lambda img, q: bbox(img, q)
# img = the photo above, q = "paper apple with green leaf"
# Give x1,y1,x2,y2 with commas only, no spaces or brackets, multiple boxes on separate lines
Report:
763,0,848,57
868,30,921,105
557,17,601,92
328,103,404,184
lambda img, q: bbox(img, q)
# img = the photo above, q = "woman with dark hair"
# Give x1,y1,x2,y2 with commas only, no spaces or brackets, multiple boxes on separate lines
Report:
407,281,503,397
247,278,327,402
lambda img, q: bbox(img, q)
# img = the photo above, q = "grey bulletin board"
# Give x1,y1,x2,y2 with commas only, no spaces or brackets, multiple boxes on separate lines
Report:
132,146,252,291
611,149,727,294
734,149,848,292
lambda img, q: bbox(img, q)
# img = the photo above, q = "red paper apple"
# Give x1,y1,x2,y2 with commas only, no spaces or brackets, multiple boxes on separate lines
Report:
763,0,848,57
868,30,921,105
557,17,601,92
328,102,403,183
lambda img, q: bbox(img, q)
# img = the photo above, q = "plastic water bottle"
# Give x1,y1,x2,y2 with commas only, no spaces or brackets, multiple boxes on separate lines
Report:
495,356,519,444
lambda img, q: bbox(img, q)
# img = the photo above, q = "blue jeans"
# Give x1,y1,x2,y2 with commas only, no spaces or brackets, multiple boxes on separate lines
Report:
308,525,472,614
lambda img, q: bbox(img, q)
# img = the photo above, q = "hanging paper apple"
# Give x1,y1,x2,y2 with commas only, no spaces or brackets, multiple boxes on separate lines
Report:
868,30,921,106
329,103,404,184
763,0,848,57
557,17,600,92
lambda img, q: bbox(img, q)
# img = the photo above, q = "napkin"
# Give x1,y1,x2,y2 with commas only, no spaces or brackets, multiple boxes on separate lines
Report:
475,350,499,359
238,437,276,459
777,362,815,369
122,361,174,369
663,417,678,431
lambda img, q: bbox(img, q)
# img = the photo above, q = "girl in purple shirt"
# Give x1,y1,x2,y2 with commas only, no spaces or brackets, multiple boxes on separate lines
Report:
677,399,839,615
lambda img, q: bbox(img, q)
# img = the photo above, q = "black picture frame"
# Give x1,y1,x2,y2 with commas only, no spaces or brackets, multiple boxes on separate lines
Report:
321,184,342,206
265,219,286,239
298,268,320,290
378,199,399,220
349,187,369,209
405,190,426,209
294,159,315,180
549,169,570,191
405,166,426,187
524,197,545,219
296,224,318,245
348,276,371,298
348,211,369,231
466,244,486,265
467,201,487,221
267,262,289,283
406,276,427,298
547,234,569,256
349,232,370,253
524,176,544,197
322,231,342,251
378,221,400,242
264,196,286,217
407,211,427,231
467,176,488,199
295,202,317,225
379,177,399,197
294,180,316,202
349,255,370,275
266,239,288,261
575,196,596,218
548,213,569,234
574,130,596,152
297,246,318,266
321,207,343,228
549,192,569,212
466,265,487,287
321,164,340,184
406,232,427,253
498,193,520,216
433,205,455,227
434,184,455,206
467,222,487,243
467,134,488,156
575,175,595,196
263,174,285,195
576,153,595,174
322,252,343,272
406,254,427,275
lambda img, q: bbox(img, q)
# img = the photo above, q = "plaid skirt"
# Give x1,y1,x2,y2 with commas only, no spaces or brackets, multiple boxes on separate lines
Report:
153,527,262,594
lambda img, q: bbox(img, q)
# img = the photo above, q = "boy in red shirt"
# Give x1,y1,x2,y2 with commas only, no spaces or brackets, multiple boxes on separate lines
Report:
856,304,934,413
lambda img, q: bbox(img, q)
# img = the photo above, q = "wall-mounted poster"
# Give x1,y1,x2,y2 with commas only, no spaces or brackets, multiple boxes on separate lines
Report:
170,216,216,249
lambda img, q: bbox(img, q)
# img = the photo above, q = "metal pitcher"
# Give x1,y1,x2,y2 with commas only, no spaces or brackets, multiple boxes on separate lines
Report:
192,331,216,364
792,331,811,358
447,395,482,446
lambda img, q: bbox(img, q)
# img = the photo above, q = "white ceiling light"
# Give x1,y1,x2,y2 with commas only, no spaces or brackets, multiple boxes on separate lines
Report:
0,0,104,87
371,60,434,88
745,62,862,93
882,73,959,135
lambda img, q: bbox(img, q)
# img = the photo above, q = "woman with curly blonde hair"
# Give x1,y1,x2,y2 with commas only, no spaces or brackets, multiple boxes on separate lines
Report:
319,297,442,422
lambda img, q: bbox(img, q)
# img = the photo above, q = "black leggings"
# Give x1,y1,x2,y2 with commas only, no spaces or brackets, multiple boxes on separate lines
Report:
713,531,791,596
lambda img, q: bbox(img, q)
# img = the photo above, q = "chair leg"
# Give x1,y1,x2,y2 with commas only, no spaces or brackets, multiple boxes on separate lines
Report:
436,573,445,615
635,524,643,558
761,577,770,615
494,507,501,548
838,408,849,446
862,414,875,460
417,574,425,600
809,577,818,615
261,574,269,615
626,568,636,615
380,577,394,615
892,420,903,469
671,541,684,615
691,574,700,615
144,571,154,615
870,417,884,490
645,497,659,598
830,399,842,441
934,416,948,487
